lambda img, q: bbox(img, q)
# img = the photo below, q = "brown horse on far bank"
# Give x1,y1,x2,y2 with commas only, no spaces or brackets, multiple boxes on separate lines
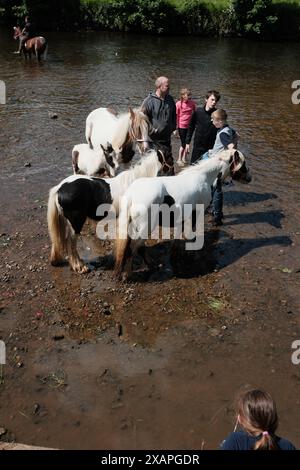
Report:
13,26,47,61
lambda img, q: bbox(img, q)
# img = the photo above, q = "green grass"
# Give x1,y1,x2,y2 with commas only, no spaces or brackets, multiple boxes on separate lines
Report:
81,0,300,6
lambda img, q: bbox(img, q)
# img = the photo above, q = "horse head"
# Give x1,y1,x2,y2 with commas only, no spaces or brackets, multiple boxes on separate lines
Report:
229,150,251,183
101,142,118,177
13,26,21,40
156,146,174,175
128,107,151,154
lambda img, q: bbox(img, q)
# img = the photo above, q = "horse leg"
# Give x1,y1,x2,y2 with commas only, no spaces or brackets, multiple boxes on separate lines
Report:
48,188,70,266
67,234,90,274
114,234,132,280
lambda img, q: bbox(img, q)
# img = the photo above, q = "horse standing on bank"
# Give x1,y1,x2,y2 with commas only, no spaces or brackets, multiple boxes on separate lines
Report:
73,107,154,177
85,107,152,167
71,143,116,177
13,26,47,61
114,149,251,277
47,149,172,274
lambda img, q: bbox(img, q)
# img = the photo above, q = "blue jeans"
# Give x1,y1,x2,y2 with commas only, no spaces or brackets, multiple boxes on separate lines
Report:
196,152,223,221
212,179,223,222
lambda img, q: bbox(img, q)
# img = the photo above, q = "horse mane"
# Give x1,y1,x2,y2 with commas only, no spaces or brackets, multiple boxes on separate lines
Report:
181,149,243,175
131,109,149,140
114,149,160,187
180,157,220,175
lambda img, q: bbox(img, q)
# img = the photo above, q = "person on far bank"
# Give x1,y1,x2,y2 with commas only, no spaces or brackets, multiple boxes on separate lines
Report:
185,90,220,164
174,88,197,166
220,388,296,450
15,15,35,54
141,76,176,172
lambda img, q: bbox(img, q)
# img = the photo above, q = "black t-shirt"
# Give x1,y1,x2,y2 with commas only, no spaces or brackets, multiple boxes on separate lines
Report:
220,431,296,450
24,21,35,38
185,106,217,161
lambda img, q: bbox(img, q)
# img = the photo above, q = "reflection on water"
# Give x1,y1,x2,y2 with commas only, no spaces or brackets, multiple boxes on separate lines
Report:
1,28,300,201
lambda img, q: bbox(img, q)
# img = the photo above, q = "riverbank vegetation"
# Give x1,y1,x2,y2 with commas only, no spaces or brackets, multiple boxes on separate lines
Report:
1,0,300,39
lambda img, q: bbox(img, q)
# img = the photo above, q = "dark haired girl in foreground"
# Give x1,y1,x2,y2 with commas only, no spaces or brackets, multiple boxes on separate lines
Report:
220,388,296,450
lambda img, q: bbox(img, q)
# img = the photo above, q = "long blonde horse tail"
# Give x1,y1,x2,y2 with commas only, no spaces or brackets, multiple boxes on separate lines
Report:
114,200,132,279
47,186,71,266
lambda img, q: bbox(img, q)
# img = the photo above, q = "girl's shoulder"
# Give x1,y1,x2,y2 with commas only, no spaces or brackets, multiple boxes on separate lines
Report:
276,436,296,450
220,432,297,450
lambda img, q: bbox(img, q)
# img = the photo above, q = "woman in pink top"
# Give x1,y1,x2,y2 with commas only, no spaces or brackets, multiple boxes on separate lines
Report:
175,88,197,165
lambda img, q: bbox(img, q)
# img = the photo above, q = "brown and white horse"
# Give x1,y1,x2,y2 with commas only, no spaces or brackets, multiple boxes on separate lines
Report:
13,26,47,61
85,107,154,170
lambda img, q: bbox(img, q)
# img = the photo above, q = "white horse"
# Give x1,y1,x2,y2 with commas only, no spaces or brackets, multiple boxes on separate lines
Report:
85,107,152,170
114,149,251,277
47,149,171,274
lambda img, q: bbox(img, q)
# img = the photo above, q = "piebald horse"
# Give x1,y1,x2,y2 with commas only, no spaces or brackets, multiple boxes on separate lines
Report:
114,149,251,277
47,149,172,273
13,26,47,61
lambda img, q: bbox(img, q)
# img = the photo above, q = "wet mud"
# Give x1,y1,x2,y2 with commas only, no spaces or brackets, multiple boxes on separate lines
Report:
1,168,300,449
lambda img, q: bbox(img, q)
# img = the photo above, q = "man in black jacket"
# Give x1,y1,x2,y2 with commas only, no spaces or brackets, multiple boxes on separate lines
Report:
185,90,221,164
141,76,176,172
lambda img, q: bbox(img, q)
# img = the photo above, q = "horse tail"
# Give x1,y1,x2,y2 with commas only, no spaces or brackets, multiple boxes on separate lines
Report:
85,121,93,149
114,199,132,279
72,149,80,174
47,186,71,266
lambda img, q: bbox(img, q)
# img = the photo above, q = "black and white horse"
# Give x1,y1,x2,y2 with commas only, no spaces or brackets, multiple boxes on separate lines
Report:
47,149,172,273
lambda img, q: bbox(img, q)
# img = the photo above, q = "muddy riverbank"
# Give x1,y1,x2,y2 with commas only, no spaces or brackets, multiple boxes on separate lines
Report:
1,30,300,449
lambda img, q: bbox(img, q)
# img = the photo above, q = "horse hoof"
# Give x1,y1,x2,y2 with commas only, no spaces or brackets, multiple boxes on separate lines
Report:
71,264,90,274
78,265,90,274
50,258,64,266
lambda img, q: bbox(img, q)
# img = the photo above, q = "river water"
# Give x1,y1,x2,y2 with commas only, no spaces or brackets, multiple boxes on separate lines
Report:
1,30,300,187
